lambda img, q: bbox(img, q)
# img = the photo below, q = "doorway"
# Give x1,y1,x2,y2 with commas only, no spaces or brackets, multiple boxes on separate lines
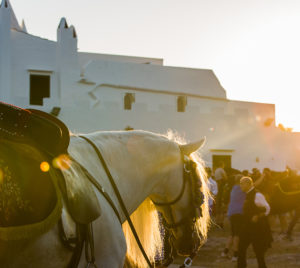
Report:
212,155,232,171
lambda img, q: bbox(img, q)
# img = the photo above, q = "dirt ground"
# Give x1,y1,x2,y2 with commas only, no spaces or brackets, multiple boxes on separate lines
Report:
172,216,300,268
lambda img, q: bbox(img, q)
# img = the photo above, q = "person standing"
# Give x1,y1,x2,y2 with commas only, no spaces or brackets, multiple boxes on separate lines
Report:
214,162,227,228
221,174,246,261
238,177,272,268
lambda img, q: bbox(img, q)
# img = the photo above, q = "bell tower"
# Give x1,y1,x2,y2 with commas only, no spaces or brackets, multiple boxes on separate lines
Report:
56,17,79,103
0,0,11,102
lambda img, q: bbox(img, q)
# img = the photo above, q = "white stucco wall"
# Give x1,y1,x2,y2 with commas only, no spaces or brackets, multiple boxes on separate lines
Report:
10,31,57,107
54,84,284,171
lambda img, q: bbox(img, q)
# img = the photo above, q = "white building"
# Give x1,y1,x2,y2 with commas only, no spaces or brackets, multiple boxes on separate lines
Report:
1,0,299,171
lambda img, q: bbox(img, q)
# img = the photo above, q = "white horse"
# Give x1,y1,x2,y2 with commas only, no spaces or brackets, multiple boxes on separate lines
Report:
0,130,210,268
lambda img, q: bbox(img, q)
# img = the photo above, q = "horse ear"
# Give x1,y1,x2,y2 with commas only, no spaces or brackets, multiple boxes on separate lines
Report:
179,137,206,155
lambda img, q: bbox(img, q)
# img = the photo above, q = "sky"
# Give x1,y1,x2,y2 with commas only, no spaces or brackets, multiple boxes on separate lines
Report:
10,0,300,131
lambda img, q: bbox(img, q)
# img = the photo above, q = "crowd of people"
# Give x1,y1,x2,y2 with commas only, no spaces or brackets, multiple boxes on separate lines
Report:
207,163,300,268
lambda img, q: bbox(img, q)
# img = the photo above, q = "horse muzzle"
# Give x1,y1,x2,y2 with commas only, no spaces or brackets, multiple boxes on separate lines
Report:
173,231,201,256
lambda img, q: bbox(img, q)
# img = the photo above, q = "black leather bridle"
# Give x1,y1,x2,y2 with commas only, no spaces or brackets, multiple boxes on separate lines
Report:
152,157,205,267
153,157,204,226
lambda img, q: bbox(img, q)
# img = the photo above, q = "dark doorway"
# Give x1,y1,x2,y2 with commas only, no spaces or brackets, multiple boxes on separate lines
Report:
212,155,232,171
30,74,50,105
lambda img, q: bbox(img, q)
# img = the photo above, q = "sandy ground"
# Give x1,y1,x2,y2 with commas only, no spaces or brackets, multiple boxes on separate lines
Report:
171,216,300,268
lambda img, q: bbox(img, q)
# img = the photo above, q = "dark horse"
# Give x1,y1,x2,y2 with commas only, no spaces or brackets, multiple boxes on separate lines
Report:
254,169,300,238
260,170,300,215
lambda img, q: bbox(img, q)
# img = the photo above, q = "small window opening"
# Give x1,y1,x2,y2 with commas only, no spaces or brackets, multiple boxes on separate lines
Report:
30,74,50,106
177,96,187,112
124,93,135,110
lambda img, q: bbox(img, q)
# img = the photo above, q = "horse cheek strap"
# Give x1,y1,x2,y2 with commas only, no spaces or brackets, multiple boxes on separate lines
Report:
189,161,204,219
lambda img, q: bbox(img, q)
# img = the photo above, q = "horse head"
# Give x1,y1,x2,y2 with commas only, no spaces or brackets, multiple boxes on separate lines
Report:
151,138,210,258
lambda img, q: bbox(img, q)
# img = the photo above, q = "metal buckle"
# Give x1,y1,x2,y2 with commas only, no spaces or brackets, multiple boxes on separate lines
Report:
184,163,191,173
183,257,193,267
86,262,97,268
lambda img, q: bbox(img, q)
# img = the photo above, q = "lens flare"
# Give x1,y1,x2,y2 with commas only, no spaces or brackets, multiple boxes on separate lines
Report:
52,154,72,170
40,161,50,172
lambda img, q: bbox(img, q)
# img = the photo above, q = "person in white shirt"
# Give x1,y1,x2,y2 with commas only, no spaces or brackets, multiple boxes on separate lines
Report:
238,177,272,268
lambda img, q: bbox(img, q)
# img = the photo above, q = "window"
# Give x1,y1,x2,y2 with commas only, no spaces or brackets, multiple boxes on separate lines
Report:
124,93,135,110
177,96,187,112
30,74,50,105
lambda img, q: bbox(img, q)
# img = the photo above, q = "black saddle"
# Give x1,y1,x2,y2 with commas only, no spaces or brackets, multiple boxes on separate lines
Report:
0,102,101,229
0,141,59,229
0,102,69,158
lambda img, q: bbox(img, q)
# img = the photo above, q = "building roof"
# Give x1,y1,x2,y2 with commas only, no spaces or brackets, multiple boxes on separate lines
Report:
78,52,163,66
82,60,227,99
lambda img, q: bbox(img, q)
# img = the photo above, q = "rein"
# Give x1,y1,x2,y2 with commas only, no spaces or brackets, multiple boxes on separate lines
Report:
79,135,154,268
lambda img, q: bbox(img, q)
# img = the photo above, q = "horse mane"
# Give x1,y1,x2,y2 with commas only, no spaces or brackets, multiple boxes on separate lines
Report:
122,198,162,268
189,150,210,242
123,131,210,268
